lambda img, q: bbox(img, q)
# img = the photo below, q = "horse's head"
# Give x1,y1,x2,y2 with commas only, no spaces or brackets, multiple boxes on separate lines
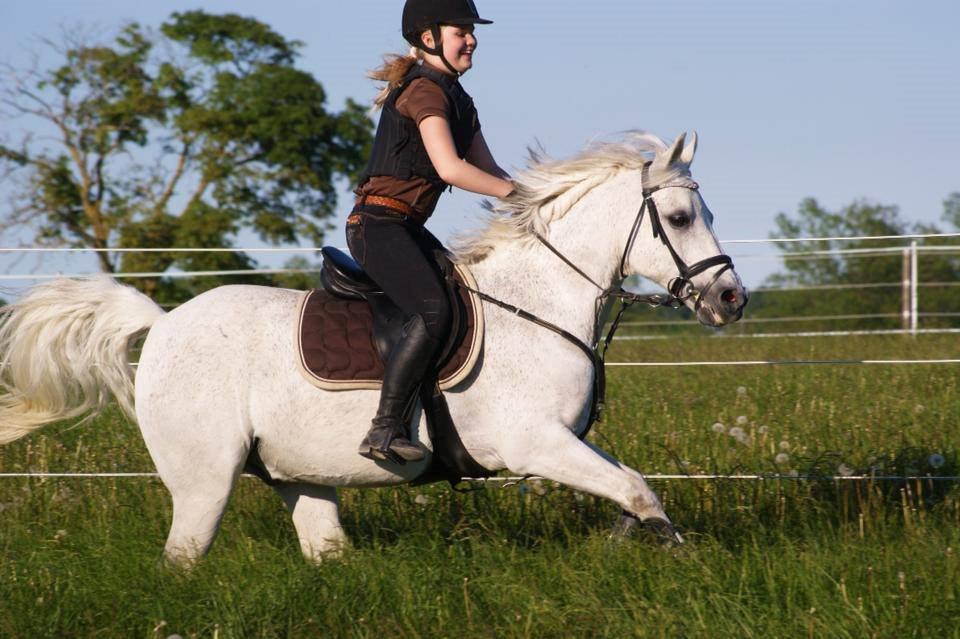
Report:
621,133,747,327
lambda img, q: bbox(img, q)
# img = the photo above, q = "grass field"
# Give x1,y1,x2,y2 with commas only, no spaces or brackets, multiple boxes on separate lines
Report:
1,334,959,638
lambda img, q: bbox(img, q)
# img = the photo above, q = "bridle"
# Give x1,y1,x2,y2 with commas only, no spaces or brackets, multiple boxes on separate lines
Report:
619,162,734,309
451,161,735,437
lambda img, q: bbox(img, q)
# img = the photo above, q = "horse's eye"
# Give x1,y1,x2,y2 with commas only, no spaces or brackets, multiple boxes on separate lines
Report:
668,213,691,228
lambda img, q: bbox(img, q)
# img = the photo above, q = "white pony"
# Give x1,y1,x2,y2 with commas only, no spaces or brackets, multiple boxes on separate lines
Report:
0,132,745,565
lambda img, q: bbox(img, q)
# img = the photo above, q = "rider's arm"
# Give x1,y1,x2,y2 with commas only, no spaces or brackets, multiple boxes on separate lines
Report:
465,131,510,180
419,115,513,198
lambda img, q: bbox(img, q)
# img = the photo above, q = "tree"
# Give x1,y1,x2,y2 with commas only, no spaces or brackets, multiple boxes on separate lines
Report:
942,192,960,230
751,196,960,329
0,11,372,302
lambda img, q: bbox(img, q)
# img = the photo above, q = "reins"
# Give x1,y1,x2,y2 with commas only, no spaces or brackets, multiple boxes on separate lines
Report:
452,161,734,439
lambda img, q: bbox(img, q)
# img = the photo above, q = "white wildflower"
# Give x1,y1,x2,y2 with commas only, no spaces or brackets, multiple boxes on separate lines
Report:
530,479,547,496
736,415,749,425
775,452,790,464
758,425,769,435
779,441,791,451
711,422,726,433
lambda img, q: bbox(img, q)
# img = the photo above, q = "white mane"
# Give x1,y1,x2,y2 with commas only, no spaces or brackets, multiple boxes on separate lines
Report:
452,131,692,264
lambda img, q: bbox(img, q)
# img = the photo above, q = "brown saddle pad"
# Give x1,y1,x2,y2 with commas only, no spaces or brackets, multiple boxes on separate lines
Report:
295,263,483,391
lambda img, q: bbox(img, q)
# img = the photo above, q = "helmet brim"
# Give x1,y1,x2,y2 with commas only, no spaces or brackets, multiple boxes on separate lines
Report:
442,17,493,25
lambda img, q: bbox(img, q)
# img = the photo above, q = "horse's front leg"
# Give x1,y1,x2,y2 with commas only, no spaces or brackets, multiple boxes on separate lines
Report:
499,425,683,545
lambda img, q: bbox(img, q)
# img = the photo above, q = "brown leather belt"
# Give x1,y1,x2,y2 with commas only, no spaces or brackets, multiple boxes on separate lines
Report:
353,194,428,224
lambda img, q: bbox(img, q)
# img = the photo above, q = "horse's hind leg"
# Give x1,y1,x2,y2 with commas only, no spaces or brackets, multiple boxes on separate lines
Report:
157,445,248,568
273,483,347,563
163,474,240,567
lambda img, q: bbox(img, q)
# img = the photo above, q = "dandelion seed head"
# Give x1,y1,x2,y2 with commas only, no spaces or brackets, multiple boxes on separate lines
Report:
531,479,548,496
775,452,790,464
779,441,791,451
737,386,748,396
729,426,745,439
928,453,946,469
711,422,725,433
736,415,748,425
414,494,431,505
758,425,769,435
837,464,854,477
913,404,925,414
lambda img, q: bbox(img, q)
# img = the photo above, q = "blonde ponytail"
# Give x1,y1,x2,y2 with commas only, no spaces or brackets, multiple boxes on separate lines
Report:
369,48,424,110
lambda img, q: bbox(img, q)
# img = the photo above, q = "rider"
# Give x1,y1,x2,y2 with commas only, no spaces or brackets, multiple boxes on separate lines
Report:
349,0,514,462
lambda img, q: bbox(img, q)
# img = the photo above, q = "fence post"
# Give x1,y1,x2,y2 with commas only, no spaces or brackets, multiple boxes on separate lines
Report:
910,240,918,334
901,248,911,330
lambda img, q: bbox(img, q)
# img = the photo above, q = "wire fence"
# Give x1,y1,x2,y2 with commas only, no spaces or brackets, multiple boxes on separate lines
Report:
0,232,956,486
2,472,958,483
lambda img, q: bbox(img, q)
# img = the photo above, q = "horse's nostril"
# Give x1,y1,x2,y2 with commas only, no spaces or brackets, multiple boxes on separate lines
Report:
721,289,737,304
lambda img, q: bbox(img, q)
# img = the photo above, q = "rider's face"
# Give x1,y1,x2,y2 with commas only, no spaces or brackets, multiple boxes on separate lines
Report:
421,24,477,74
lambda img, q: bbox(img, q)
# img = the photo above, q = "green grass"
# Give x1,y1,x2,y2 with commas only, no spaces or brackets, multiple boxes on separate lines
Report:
1,334,959,638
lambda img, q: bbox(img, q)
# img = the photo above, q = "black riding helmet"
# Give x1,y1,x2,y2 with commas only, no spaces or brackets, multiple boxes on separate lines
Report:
402,0,493,75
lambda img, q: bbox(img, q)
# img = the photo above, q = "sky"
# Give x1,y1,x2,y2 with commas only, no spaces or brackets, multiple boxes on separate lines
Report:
1,0,958,290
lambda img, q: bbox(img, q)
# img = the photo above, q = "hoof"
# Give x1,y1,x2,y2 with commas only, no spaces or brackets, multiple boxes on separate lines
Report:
610,511,685,547
609,511,641,539
642,517,685,548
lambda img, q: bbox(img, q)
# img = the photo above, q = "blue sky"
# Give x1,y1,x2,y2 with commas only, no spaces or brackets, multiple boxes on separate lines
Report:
1,0,958,288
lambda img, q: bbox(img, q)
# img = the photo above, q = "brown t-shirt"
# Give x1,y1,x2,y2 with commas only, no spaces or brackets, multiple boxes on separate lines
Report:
355,77,479,218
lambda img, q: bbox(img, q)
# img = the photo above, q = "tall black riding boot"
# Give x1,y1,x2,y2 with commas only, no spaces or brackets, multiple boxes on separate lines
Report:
358,315,439,463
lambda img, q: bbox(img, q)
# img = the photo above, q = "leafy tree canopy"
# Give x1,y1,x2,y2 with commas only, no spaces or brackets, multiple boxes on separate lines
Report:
0,11,372,302
751,195,960,329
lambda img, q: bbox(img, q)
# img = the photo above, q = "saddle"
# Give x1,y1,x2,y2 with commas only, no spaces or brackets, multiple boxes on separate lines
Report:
297,248,482,391
294,247,490,484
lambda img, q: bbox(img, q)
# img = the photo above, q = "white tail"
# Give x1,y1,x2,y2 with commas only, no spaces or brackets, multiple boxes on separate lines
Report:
0,277,165,445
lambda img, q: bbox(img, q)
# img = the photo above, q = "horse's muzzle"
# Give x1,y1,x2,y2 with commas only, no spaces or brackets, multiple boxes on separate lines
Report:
696,283,748,327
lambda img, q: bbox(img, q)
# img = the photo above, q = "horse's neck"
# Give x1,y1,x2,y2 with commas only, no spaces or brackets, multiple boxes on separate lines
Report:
469,193,623,345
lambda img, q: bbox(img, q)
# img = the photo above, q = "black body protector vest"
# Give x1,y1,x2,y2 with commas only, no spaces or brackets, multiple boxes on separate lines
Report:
358,64,479,189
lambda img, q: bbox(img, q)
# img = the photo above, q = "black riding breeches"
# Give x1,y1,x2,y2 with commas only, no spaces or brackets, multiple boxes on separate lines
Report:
345,210,453,344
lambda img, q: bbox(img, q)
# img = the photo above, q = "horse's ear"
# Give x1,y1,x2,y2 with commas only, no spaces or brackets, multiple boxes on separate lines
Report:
655,132,686,169
680,131,698,166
